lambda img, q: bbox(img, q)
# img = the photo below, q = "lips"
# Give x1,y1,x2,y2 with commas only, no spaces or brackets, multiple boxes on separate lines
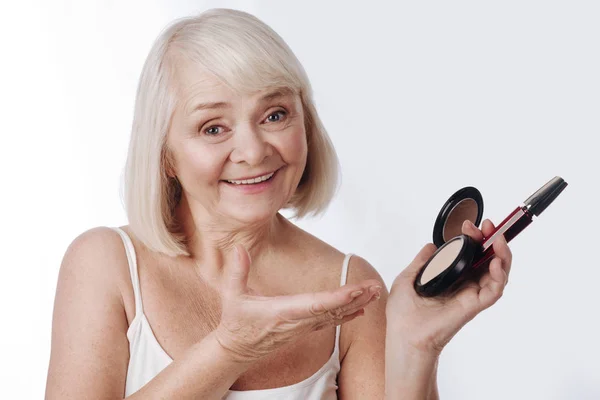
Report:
225,171,275,185
219,168,281,194
222,167,281,185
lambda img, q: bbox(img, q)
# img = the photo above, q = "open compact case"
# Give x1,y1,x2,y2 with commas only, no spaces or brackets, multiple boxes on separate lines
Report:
414,176,568,297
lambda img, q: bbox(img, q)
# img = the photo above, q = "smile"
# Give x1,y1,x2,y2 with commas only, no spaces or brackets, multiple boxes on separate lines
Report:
225,171,276,185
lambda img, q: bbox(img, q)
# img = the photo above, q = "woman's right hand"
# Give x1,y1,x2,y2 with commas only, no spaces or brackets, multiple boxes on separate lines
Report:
214,244,383,364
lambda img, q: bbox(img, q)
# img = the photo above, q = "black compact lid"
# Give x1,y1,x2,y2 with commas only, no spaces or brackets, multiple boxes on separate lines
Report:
432,186,484,248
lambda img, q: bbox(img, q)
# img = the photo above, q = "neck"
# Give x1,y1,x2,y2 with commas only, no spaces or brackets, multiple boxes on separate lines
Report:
174,196,288,278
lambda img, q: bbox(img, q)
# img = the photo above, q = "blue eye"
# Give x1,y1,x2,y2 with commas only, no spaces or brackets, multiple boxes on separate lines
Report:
200,110,287,136
204,126,222,135
266,110,287,123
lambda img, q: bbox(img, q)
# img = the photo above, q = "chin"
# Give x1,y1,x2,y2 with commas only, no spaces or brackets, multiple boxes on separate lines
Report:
228,205,280,225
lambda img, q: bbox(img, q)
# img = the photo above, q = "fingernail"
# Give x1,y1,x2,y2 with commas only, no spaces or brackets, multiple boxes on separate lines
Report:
350,290,363,298
369,285,382,295
373,292,381,300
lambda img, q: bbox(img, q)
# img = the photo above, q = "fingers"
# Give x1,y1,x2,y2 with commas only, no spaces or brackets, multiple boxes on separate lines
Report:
450,219,513,321
451,256,508,322
280,280,382,322
461,220,484,242
309,281,382,317
462,218,512,280
492,233,513,280
225,244,250,296
461,219,497,243
463,217,512,286
315,308,365,331
477,256,508,310
481,219,497,238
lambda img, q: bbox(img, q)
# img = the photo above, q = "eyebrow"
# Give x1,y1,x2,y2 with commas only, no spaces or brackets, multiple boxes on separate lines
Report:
188,88,294,115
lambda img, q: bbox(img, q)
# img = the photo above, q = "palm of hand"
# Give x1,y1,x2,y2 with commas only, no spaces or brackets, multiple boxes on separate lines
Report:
216,245,381,362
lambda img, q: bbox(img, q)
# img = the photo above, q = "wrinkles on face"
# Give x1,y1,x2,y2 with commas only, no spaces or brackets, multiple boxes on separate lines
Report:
165,64,307,268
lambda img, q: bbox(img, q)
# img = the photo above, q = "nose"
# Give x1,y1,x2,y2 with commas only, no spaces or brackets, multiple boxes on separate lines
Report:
230,124,273,166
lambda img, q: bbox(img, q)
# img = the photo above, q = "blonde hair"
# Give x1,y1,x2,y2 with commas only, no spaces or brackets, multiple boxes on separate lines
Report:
122,8,340,257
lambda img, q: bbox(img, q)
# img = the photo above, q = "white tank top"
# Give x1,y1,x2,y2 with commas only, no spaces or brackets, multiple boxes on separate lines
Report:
112,227,353,399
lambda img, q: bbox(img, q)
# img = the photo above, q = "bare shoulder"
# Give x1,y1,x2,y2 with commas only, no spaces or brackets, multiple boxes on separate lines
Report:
46,226,134,398
59,226,133,302
64,225,129,257
346,254,387,290
62,226,127,264
288,225,386,291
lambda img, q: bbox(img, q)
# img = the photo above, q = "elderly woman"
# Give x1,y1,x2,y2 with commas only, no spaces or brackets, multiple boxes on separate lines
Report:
45,8,512,400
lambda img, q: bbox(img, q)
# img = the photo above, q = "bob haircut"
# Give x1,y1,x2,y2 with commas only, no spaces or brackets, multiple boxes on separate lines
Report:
122,8,340,257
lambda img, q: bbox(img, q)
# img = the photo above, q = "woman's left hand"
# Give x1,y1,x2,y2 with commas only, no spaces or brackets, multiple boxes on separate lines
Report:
386,218,513,356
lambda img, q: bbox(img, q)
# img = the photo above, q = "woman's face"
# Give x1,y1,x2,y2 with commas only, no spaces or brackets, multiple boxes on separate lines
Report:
167,65,307,225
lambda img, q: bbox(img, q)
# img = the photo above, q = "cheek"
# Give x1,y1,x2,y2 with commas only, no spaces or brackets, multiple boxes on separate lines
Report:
177,143,228,182
276,127,307,164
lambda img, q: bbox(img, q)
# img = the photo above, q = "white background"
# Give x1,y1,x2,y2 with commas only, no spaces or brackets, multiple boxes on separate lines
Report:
1,1,598,398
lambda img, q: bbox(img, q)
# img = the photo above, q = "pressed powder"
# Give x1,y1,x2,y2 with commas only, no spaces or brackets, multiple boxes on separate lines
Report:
420,237,464,284
442,198,478,241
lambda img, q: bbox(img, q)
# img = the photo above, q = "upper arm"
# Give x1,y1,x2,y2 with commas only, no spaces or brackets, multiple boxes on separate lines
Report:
45,227,131,399
337,255,388,399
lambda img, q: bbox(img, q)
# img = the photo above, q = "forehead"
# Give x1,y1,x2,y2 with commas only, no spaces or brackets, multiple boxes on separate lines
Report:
173,63,296,116
174,65,231,107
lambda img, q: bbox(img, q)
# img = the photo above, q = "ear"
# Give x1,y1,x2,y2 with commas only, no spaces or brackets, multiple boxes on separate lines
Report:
163,147,178,178
166,166,176,179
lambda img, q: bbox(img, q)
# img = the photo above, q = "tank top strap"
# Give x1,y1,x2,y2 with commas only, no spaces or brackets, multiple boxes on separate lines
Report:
335,253,354,354
111,227,144,317
339,253,353,287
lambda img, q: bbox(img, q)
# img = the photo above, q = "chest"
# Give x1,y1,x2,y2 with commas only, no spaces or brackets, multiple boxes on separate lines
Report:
133,262,340,390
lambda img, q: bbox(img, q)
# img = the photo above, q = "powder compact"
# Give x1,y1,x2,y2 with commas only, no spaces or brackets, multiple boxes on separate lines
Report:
414,176,568,297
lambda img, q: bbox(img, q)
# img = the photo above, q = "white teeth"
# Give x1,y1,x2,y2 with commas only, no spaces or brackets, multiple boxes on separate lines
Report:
226,171,275,185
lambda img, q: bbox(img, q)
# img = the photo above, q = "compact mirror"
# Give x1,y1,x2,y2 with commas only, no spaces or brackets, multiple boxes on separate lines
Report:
432,186,484,248
414,186,485,297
